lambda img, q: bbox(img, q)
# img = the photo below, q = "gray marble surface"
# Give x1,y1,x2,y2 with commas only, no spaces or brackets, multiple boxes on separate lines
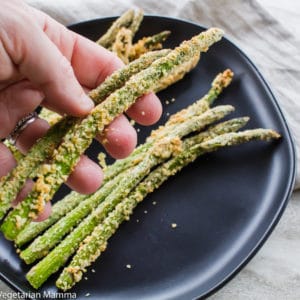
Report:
1,0,300,299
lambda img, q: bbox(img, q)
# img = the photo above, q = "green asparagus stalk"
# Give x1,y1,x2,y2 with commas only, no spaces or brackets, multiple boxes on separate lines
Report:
19,171,128,264
26,137,183,288
112,27,133,64
39,108,61,126
165,68,234,126
3,140,24,162
15,192,86,248
16,116,247,249
129,9,144,37
96,9,135,48
56,126,280,290
155,52,200,92
129,31,171,61
19,105,233,263
1,28,224,239
184,117,250,146
0,50,169,222
0,117,75,220
103,69,233,182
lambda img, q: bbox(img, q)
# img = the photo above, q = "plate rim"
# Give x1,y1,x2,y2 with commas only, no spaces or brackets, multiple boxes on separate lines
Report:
0,15,296,300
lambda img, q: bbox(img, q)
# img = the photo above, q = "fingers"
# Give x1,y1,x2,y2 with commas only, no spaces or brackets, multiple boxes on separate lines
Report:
0,144,51,222
15,117,103,194
31,9,124,89
10,178,51,221
34,202,52,222
69,34,124,89
16,118,50,154
3,10,94,117
0,81,44,139
12,179,34,207
126,92,162,125
0,143,16,177
97,115,137,159
66,155,103,194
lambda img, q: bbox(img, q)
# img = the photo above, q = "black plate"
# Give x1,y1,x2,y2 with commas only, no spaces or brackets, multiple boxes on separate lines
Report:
0,16,295,300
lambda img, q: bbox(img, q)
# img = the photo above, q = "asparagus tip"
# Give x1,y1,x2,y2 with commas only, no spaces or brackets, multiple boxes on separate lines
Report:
212,69,234,91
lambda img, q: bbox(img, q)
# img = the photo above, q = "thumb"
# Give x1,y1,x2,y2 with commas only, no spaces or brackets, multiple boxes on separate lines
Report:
5,16,94,116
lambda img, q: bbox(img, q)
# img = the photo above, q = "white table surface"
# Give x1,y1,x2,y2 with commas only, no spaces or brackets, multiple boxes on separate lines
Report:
1,1,299,299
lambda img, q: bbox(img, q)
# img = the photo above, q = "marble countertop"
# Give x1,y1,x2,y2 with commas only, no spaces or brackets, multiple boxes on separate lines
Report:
1,1,299,299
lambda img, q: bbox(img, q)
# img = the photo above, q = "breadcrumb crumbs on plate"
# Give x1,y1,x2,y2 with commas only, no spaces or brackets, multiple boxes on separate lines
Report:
84,276,88,280
126,264,132,269
91,269,96,273
144,210,148,214
171,223,177,228
137,128,140,132
85,293,90,297
165,100,170,105
152,201,157,205
171,97,176,102
136,219,139,222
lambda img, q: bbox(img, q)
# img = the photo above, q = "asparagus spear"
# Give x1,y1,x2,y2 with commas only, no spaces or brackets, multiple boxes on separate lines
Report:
19,171,128,264
55,126,279,291
129,9,144,37
15,192,86,248
26,137,183,288
103,69,233,182
0,50,169,222
39,108,61,126
16,115,247,251
0,117,74,220
155,53,200,92
96,9,135,48
3,140,24,162
1,28,224,239
129,31,171,61
165,69,234,126
19,105,233,263
111,27,133,64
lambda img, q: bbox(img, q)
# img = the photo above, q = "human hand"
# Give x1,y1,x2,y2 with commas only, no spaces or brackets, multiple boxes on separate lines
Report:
0,0,162,220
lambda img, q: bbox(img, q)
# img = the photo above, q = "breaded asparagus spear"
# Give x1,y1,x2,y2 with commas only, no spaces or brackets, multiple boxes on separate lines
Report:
96,9,135,48
18,68,232,244
103,69,233,182
129,9,144,37
3,140,24,162
15,71,233,248
112,27,133,64
165,69,234,126
55,126,279,291
19,105,233,263
15,192,86,248
19,171,129,264
39,108,61,126
25,137,183,289
0,50,169,222
1,28,224,239
129,31,171,61
0,117,74,220
155,52,200,92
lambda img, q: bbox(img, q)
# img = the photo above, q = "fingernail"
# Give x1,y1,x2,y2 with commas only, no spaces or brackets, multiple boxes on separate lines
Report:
80,94,94,112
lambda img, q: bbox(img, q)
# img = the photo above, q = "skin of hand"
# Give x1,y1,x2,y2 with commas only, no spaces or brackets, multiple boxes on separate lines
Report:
0,0,162,221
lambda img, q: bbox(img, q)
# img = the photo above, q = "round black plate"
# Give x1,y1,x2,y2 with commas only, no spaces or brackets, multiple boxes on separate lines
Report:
0,16,295,300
